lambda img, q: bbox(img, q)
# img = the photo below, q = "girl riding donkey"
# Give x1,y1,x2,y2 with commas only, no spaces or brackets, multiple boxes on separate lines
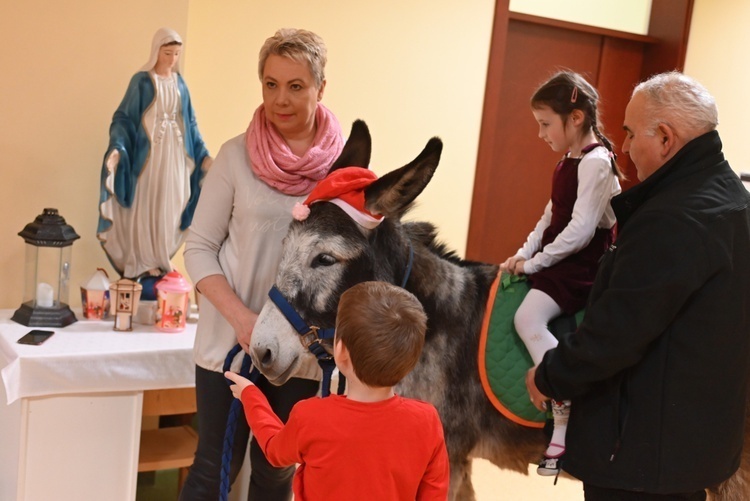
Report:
500,71,624,476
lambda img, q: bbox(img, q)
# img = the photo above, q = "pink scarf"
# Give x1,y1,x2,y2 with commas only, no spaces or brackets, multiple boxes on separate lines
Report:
245,103,344,196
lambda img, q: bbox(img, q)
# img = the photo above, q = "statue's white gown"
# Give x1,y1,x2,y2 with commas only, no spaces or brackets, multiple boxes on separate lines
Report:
101,71,194,278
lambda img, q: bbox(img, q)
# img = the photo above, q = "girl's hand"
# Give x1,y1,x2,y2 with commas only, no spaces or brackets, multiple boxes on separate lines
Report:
225,371,254,399
500,256,526,276
500,256,519,273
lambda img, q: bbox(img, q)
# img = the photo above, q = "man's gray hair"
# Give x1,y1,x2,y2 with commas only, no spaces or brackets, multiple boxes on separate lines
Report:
634,72,718,138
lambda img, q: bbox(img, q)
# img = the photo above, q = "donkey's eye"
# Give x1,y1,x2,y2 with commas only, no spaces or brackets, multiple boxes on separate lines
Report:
311,253,337,268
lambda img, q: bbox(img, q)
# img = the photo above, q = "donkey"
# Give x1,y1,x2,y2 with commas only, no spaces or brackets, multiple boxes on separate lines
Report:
249,120,750,500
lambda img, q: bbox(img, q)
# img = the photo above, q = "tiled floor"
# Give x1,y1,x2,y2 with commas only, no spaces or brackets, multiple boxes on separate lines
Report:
136,459,584,500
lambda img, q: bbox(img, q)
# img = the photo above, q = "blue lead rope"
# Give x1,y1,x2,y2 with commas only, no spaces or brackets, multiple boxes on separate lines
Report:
402,240,414,288
219,343,258,501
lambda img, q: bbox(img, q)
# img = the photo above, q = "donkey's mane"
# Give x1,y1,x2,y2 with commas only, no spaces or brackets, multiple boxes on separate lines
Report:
404,221,465,265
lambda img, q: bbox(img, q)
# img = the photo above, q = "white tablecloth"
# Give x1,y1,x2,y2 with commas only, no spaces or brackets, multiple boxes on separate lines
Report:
0,309,196,404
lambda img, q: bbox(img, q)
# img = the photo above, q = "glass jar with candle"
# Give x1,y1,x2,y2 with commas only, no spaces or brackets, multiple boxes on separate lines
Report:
12,208,80,327
81,268,111,320
154,271,192,332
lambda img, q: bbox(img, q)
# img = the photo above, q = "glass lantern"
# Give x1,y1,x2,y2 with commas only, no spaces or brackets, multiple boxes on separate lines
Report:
155,271,192,332
11,208,80,327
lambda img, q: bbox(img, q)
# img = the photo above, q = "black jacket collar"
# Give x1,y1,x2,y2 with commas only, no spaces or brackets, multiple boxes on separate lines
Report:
612,130,725,227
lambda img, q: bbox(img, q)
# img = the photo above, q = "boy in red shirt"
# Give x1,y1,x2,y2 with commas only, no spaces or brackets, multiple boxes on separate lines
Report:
225,281,450,500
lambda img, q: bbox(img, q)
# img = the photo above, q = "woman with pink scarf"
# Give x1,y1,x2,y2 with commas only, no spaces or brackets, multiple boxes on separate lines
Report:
181,29,344,501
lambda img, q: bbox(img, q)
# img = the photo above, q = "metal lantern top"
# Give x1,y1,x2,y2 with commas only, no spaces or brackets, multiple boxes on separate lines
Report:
19,208,80,247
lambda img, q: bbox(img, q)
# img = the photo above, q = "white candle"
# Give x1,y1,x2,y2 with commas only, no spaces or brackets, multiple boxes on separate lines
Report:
36,282,54,308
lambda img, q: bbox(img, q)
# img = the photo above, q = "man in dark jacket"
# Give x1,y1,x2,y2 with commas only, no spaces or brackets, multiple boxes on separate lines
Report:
527,72,750,500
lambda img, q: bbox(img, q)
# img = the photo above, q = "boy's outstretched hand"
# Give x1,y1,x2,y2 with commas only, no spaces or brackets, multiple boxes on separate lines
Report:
225,370,254,399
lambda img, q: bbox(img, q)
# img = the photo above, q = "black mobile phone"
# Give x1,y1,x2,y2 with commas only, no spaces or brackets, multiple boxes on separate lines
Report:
17,329,55,346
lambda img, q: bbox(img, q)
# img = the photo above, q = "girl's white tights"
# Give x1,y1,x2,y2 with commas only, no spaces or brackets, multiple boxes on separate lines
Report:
515,288,569,457
514,288,562,365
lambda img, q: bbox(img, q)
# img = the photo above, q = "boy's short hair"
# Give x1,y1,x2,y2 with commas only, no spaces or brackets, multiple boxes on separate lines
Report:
335,281,427,387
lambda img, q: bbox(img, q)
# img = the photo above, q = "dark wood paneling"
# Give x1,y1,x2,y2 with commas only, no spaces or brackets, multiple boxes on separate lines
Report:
596,37,645,190
468,19,603,263
641,0,694,78
470,0,510,246
467,2,692,262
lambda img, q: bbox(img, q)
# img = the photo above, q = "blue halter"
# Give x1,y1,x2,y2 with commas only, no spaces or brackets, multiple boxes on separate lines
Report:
268,285,340,397
267,238,414,397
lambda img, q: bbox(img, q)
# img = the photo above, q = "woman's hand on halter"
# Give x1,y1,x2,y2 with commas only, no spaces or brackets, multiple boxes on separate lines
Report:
194,275,258,354
229,307,258,354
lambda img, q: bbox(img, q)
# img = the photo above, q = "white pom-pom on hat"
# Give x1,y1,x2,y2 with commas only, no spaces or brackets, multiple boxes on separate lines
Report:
292,202,311,221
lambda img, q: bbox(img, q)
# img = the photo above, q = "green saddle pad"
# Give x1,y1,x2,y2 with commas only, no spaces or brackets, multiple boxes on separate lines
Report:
478,273,583,428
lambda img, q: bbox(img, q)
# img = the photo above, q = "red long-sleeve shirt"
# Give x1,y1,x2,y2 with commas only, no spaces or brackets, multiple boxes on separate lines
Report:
241,385,450,500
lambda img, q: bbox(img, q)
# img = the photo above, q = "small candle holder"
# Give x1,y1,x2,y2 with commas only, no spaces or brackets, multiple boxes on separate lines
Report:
81,268,111,320
109,279,143,331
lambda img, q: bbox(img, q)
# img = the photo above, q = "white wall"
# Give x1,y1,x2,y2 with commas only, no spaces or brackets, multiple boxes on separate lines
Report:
0,0,189,309
510,0,652,34
684,0,750,174
184,0,496,257
0,0,496,309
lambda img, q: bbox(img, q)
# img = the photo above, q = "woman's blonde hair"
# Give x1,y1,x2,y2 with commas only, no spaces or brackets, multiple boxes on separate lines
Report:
258,28,327,87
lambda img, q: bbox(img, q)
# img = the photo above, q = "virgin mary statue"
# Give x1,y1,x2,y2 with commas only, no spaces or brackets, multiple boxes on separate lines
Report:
98,27,211,279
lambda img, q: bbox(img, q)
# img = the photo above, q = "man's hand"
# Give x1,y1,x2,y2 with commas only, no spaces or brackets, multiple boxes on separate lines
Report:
526,366,550,412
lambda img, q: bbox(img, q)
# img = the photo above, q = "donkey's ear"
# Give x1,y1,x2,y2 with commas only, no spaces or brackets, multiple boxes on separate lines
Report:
329,120,372,173
364,137,442,219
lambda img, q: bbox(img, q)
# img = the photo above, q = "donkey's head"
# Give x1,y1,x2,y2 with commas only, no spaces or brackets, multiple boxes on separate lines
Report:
250,120,443,384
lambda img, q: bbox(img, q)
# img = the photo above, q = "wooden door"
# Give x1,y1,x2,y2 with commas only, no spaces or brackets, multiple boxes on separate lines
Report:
466,1,693,264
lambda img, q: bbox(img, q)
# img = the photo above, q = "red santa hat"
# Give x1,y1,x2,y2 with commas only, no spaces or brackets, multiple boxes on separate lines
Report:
292,167,384,229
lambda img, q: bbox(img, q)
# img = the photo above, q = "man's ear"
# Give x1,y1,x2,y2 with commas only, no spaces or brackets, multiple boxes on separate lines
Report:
657,123,677,156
